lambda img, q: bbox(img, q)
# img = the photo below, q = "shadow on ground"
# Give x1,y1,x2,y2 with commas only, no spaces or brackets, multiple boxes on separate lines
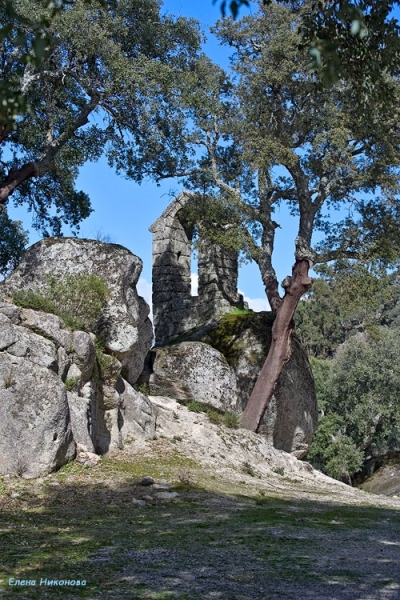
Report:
0,465,400,600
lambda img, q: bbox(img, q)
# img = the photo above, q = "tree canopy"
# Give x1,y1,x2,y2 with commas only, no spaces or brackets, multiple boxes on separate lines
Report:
0,0,202,235
295,260,400,356
0,210,28,276
179,2,400,285
169,0,400,430
307,324,400,482
217,0,400,93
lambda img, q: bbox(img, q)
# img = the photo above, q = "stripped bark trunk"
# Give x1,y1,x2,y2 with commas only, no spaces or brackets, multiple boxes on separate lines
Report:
241,258,313,432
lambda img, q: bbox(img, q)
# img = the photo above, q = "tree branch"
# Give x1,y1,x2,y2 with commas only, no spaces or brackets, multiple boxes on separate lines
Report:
315,248,360,263
0,93,100,205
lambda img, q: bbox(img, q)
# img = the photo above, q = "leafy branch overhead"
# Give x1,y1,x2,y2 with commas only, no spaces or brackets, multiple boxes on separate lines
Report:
0,0,105,128
0,0,202,235
217,0,400,93
177,2,400,284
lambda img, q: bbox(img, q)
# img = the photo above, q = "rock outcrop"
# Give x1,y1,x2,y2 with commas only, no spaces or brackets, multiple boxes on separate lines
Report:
0,238,156,478
148,341,240,412
0,301,156,477
0,309,76,478
0,237,153,386
143,311,317,458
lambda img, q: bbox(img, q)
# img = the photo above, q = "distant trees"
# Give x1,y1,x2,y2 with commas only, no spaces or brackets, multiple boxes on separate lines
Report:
0,210,28,276
296,261,400,482
295,260,400,357
0,0,202,235
307,326,400,483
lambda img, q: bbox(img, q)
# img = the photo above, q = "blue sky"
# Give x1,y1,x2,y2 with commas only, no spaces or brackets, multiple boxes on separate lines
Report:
5,1,323,312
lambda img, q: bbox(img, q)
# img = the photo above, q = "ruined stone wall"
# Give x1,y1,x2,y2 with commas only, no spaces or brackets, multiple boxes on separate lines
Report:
196,241,241,324
150,192,245,346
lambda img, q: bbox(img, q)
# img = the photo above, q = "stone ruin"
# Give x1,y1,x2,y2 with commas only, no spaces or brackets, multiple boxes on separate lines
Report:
149,192,246,346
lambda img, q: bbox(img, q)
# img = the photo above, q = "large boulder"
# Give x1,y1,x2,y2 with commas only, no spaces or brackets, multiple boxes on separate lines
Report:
0,237,153,386
0,298,156,477
145,312,317,458
0,314,76,478
148,341,240,412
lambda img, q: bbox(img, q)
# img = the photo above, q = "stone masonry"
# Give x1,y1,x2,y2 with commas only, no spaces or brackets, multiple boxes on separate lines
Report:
149,192,245,346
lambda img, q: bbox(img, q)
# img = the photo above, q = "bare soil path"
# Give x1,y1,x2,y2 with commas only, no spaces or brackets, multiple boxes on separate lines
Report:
1,397,399,599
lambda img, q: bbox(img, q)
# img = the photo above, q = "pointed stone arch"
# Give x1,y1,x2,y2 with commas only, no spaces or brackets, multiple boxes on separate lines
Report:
149,192,245,346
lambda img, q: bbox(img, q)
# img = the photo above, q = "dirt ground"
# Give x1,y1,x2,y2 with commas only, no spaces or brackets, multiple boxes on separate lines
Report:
1,397,400,599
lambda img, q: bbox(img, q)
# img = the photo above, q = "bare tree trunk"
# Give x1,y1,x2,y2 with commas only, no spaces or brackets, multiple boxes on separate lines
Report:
241,258,313,432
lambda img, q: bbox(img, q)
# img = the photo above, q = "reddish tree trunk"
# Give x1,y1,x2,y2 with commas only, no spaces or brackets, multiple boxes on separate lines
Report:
241,258,313,432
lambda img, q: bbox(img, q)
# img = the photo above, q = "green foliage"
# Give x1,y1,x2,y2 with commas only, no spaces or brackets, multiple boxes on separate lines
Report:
308,357,333,414
228,307,254,315
0,211,28,277
296,260,400,357
307,327,400,481
323,438,364,482
186,401,205,413
64,376,80,391
273,467,284,476
185,401,240,428
94,336,120,382
138,383,150,395
242,461,255,476
295,280,344,357
0,0,202,235
222,411,241,428
207,409,221,424
215,0,251,19
12,272,110,332
12,289,60,315
214,0,400,99
180,2,400,294
299,0,400,101
307,413,363,480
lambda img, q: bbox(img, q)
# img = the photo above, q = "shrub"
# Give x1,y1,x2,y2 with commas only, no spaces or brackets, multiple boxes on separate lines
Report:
13,273,111,332
306,327,400,482
222,411,240,429
138,383,150,395
64,376,80,391
273,467,285,476
94,337,121,383
207,409,221,424
242,461,255,477
186,401,205,413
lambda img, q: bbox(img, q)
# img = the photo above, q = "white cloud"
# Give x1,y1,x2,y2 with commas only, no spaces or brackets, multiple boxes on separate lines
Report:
191,272,198,296
239,289,270,312
137,277,153,322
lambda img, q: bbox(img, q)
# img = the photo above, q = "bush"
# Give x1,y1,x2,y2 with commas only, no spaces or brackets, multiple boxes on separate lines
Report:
0,212,28,277
222,411,241,428
64,376,80,391
13,273,111,332
207,409,221,424
306,327,400,482
94,336,121,383
307,415,363,481
186,401,205,413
